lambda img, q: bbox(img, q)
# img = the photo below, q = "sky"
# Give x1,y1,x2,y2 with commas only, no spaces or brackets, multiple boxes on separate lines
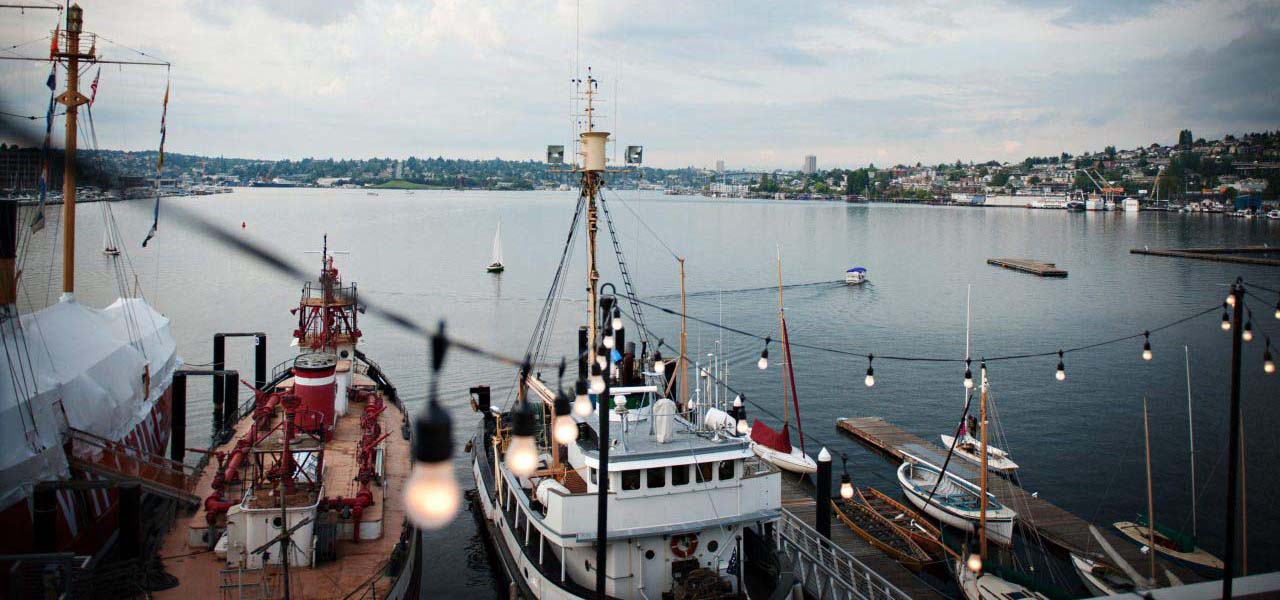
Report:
1,0,1278,170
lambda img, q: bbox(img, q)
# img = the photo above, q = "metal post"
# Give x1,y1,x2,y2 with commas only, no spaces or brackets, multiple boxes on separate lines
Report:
118,483,141,560
816,448,832,540
578,326,588,381
596,359,610,599
0,199,16,307
1224,281,1244,598
212,333,226,423
223,370,239,434
33,483,57,553
170,372,187,463
254,333,268,391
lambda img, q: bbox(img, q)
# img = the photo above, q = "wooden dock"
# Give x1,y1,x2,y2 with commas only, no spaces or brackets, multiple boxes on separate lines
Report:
1130,246,1280,267
836,417,1202,585
986,257,1068,277
779,473,949,600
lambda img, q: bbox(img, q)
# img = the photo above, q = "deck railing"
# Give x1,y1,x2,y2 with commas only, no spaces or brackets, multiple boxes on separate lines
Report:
773,509,912,600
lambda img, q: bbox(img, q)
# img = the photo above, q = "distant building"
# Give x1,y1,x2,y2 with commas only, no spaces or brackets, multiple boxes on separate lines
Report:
803,155,817,175
715,160,724,174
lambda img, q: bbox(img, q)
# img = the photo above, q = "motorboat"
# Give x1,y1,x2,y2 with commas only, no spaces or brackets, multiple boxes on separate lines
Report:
845,267,867,284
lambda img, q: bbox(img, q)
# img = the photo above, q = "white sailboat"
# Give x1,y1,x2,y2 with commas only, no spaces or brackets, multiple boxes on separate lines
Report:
486,219,504,273
944,286,1018,474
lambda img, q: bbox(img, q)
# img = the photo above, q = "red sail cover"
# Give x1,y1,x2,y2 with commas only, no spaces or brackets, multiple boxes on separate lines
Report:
750,419,792,454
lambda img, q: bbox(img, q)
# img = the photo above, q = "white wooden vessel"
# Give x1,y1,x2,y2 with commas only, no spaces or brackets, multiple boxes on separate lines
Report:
897,457,1016,546
940,433,1019,473
750,440,817,474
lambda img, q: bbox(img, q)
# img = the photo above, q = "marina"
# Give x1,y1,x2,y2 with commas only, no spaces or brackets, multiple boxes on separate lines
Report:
985,258,1069,278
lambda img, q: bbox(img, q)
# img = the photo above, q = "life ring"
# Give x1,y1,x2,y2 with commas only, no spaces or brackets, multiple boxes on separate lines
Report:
670,533,698,558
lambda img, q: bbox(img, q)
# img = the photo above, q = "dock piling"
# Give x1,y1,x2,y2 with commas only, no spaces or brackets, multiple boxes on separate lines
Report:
816,448,832,540
170,372,186,463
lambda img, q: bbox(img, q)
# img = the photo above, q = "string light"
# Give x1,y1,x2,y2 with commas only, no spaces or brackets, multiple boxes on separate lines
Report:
404,322,458,530
1221,303,1232,331
553,387,578,445
1265,339,1275,375
611,306,623,331
757,336,771,370
733,395,749,435
589,363,606,394
603,324,616,349
1226,293,1236,307
505,400,539,477
839,453,853,500
1274,297,1279,320
1142,331,1152,361
864,354,875,388
1055,350,1066,381
573,379,593,417
967,552,983,574
963,359,973,389
653,345,665,375
1243,318,1253,342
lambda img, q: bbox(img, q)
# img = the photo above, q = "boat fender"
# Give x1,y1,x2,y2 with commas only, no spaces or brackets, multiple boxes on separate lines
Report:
670,533,698,558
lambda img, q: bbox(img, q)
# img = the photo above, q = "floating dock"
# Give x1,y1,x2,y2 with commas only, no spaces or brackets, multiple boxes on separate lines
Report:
1130,246,1280,267
836,417,1202,585
778,474,948,600
986,257,1068,277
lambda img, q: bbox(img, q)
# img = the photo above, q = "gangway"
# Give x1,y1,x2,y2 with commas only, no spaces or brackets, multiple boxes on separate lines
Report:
65,428,202,507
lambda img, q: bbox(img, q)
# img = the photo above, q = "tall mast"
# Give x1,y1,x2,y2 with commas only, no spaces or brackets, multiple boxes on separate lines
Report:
55,5,91,302
979,364,989,562
1184,345,1196,539
678,257,688,407
580,70,607,347
775,249,790,425
1142,396,1156,583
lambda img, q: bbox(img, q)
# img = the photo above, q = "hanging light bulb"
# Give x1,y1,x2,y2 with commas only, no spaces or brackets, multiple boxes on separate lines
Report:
603,325,615,349
1274,298,1279,320
1142,331,1152,361
758,336,771,370
611,306,623,331
1055,350,1066,382
589,364,606,394
966,552,983,574
963,359,973,389
1222,303,1232,331
736,417,749,436
653,349,666,375
573,380,593,417
505,401,539,477
404,399,459,530
1265,341,1275,375
553,389,578,445
1226,293,1236,307
864,354,875,388
1243,320,1254,342
839,472,854,500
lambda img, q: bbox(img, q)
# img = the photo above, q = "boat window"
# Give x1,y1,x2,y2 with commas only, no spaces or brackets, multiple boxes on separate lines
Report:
718,460,735,480
671,464,690,486
646,467,665,489
696,462,714,483
589,467,597,485
621,470,641,491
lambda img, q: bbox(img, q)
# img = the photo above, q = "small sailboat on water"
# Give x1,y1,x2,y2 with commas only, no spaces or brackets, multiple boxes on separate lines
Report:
943,288,1018,474
749,251,816,474
486,219,505,273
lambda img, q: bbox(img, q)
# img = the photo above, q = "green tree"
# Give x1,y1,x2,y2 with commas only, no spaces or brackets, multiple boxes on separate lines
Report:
989,171,1011,187
1178,129,1194,146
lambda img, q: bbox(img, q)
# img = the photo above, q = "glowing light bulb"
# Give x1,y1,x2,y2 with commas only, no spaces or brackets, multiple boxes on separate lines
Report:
864,373,875,387
1265,359,1275,375
1055,363,1066,381
505,434,538,477
603,334,615,349
1142,347,1152,361
736,419,748,436
1226,294,1236,307
966,553,983,574
963,367,973,389
553,414,578,445
1221,319,1232,332
404,461,460,530
590,374,606,394
840,473,854,500
1243,322,1253,342
573,387,593,417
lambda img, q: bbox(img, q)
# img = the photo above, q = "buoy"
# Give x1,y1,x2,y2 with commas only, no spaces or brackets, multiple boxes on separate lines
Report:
241,221,246,229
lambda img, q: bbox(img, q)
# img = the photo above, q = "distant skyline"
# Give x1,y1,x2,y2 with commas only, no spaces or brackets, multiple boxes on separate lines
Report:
1,0,1277,170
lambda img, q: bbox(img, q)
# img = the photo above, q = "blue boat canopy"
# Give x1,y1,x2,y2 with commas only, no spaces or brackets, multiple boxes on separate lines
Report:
847,267,867,273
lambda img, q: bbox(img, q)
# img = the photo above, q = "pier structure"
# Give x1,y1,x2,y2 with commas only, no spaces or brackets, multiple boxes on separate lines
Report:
835,416,1203,585
986,257,1068,277
1130,246,1280,267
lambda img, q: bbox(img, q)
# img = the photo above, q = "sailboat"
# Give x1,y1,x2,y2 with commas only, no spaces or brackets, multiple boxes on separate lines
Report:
748,251,817,474
942,287,1018,474
486,219,504,272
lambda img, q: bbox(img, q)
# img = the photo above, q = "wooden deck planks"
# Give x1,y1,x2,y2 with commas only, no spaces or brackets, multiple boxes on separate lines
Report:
1130,247,1280,267
779,474,949,600
986,257,1068,277
836,416,1203,584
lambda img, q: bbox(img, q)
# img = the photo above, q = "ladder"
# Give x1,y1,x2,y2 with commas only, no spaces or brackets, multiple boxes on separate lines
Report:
596,195,650,349
65,428,201,507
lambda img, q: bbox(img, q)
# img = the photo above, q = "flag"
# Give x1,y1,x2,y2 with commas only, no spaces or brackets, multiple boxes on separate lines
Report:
30,64,58,233
143,79,170,247
50,24,58,57
726,547,739,575
89,67,100,106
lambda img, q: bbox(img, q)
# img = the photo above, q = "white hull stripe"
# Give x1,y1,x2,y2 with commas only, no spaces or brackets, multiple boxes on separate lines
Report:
295,374,336,386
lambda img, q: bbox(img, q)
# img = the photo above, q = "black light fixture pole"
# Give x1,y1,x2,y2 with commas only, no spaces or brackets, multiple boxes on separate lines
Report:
596,292,615,599
1223,279,1244,599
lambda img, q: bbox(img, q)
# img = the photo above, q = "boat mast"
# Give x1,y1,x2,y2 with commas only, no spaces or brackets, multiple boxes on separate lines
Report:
1184,345,1196,539
581,71,603,347
56,5,92,302
979,363,989,563
679,257,688,407
1142,395,1156,583
775,249,790,426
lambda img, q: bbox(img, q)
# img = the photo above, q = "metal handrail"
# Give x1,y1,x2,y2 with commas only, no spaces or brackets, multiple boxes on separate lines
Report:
774,509,912,600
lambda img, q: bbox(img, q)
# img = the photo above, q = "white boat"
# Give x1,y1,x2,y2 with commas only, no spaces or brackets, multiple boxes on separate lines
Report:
1268,210,1280,220
486,219,504,273
1113,520,1224,573
955,558,1048,600
750,437,817,474
897,456,1016,546
1070,553,1137,596
845,267,867,284
940,433,1019,473
1123,197,1140,212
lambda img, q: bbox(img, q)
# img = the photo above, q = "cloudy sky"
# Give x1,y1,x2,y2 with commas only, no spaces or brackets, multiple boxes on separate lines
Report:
1,0,1277,169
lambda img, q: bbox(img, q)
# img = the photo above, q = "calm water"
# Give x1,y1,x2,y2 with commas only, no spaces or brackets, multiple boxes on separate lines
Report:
21,189,1280,596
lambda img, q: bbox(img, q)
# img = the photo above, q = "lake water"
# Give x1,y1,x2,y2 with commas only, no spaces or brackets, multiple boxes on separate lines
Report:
20,188,1280,596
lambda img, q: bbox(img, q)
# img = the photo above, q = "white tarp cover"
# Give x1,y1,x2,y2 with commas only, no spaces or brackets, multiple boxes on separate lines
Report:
652,398,677,443
0,298,181,511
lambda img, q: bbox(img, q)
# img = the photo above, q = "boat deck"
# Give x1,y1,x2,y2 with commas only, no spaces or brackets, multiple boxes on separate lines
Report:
836,416,1203,585
986,257,1068,277
779,473,949,600
153,389,410,599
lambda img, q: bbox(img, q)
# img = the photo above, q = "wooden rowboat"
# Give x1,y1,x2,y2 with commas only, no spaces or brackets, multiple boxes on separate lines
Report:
857,487,947,559
832,498,931,572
